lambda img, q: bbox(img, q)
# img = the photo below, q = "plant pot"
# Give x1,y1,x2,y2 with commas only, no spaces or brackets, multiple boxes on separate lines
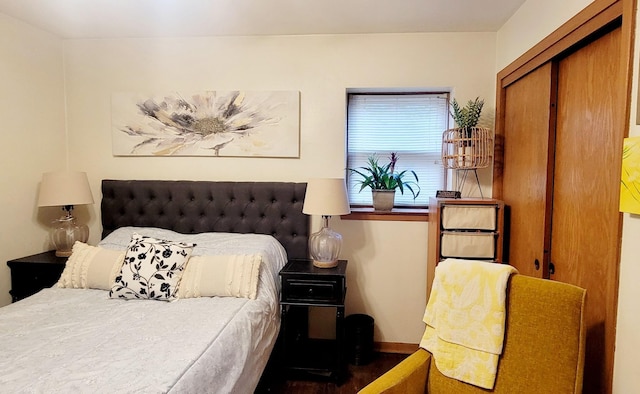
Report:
372,189,395,211
441,127,493,170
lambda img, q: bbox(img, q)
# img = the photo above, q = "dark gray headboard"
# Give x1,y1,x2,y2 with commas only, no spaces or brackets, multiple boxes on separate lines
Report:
101,180,309,260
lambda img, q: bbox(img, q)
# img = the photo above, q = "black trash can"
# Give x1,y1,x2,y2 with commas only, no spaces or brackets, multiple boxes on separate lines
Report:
345,314,374,366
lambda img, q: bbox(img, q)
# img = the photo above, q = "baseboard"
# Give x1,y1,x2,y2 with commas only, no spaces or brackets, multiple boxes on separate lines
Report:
374,341,419,354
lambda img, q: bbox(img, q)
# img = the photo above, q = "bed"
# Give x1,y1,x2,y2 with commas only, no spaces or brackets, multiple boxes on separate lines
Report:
0,180,309,393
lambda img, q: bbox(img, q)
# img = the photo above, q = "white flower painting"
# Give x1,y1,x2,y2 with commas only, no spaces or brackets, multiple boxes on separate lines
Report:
111,91,300,157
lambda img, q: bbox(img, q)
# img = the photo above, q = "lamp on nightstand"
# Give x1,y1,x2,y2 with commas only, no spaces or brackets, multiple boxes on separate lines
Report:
37,171,94,257
303,178,351,268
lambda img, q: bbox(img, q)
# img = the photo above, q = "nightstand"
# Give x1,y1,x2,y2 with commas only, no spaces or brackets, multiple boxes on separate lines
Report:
7,251,67,302
279,259,347,382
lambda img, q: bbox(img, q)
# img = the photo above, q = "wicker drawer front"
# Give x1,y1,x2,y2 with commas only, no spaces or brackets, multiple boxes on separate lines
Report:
440,232,496,259
441,205,497,230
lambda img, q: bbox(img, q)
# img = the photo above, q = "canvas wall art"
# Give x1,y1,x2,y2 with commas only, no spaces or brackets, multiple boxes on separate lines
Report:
620,136,640,214
112,91,300,157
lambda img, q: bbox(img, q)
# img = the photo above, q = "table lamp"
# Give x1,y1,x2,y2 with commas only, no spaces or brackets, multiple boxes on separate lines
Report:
37,171,94,257
302,178,351,268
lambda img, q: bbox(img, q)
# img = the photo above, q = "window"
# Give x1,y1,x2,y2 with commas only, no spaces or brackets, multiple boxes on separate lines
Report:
346,92,449,208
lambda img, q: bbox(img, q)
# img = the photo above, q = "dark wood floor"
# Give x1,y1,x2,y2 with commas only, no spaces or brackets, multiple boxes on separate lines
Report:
256,352,408,394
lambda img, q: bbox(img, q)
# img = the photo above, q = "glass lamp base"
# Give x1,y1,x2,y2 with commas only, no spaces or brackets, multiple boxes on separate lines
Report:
308,224,342,269
51,215,89,257
313,259,339,268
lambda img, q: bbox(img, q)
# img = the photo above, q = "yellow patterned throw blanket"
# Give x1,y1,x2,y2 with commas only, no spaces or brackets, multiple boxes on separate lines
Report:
420,258,518,389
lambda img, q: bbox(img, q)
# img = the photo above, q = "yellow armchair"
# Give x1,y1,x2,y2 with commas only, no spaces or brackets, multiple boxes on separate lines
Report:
359,275,586,394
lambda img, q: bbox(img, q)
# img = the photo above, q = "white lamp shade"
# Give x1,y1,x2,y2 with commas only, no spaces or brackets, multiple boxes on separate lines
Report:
303,178,351,216
38,171,94,207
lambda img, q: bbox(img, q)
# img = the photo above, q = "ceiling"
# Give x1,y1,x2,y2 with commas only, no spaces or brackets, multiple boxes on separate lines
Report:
0,0,527,39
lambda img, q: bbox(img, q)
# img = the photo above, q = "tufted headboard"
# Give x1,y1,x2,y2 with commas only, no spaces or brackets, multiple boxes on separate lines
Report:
101,180,309,260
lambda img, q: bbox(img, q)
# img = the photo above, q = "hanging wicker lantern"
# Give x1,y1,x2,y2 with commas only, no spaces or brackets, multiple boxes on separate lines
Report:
441,127,493,169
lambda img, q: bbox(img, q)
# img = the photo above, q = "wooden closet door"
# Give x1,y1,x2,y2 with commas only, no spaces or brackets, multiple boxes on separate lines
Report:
501,63,554,278
552,27,624,394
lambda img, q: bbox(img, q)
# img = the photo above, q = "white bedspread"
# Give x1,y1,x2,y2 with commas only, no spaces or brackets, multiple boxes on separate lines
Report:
0,228,288,394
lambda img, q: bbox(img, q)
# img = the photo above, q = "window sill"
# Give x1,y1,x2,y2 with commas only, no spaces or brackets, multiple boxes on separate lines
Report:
341,207,429,222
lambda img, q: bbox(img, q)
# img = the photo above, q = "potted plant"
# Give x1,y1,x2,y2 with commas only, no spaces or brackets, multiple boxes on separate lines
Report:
443,97,492,170
450,96,485,139
349,152,420,211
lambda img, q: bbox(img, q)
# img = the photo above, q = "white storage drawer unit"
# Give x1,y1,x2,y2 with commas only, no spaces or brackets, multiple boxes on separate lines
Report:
427,198,506,296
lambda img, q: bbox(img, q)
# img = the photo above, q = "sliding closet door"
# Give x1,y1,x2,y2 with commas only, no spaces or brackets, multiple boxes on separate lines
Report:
552,26,624,394
501,63,555,278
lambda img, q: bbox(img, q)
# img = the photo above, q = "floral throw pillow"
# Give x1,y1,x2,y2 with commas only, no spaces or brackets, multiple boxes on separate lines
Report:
109,233,195,301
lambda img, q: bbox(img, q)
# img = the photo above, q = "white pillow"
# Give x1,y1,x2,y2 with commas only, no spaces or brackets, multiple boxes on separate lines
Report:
177,254,261,299
57,242,125,290
109,233,195,301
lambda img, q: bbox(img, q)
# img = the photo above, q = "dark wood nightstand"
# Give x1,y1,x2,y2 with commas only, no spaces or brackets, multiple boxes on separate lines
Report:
7,251,67,302
279,259,347,382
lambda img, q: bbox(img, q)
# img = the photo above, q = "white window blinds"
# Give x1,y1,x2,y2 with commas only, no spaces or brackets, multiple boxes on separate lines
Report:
347,93,449,207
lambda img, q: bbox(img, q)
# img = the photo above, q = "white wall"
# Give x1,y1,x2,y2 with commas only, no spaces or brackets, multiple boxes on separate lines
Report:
615,3,640,390
62,32,497,344
496,0,594,70
496,0,640,392
0,14,66,306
